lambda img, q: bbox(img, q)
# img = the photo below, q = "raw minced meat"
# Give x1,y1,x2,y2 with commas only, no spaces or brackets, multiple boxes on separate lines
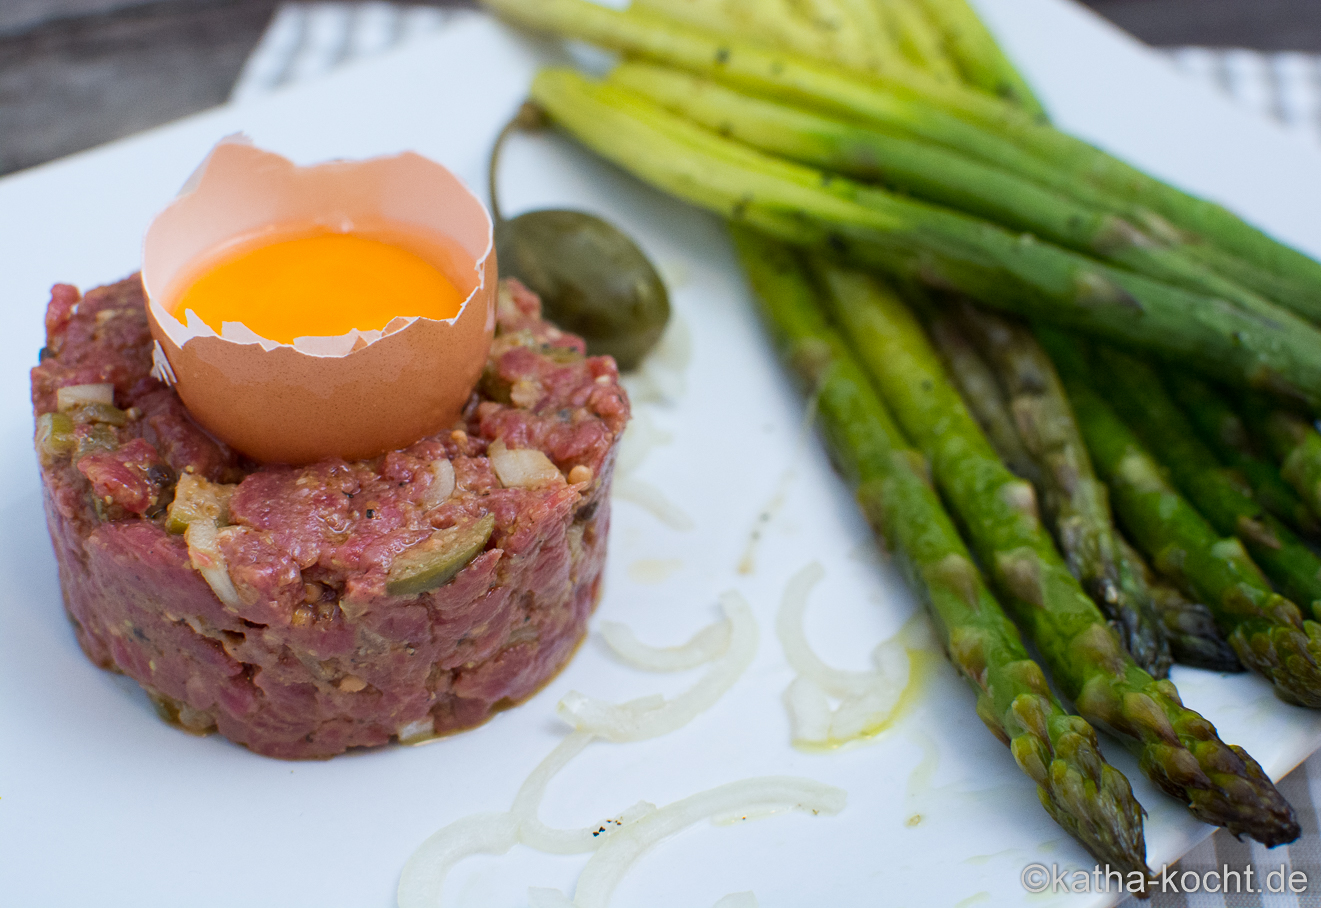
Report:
31,275,628,759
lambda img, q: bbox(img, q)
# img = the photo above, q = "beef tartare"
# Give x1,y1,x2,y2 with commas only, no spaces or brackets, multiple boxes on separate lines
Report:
32,275,628,759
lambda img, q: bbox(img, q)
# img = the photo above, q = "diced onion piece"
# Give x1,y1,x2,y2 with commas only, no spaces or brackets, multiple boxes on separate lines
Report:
783,677,832,745
556,593,757,742
612,477,695,531
396,812,519,908
600,618,730,672
489,438,563,489
397,717,436,744
713,894,759,908
56,383,114,411
421,458,456,509
572,777,846,908
776,563,877,699
184,521,242,607
166,473,236,535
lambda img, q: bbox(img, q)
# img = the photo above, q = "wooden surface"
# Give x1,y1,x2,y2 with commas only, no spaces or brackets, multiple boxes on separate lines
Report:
1089,0,1321,51
1,0,1319,175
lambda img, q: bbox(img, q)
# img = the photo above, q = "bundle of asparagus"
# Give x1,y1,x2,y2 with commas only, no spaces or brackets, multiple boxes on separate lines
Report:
479,0,1321,870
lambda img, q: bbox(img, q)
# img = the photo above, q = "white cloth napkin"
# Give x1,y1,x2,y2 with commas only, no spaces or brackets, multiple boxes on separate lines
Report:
232,7,1321,906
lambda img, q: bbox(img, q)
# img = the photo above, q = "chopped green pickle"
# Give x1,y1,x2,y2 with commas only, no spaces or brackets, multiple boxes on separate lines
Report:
69,402,129,427
387,514,496,597
74,424,118,460
35,412,76,463
165,474,237,535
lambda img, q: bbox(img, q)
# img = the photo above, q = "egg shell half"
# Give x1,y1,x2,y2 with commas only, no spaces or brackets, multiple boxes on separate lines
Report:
143,139,496,464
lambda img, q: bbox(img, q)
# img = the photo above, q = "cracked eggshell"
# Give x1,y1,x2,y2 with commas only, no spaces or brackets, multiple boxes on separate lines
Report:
143,138,496,464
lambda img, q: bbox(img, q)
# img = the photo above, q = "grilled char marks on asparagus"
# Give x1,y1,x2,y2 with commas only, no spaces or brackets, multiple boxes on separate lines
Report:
1039,328,1321,720
820,268,1297,846
1114,535,1243,673
1091,346,1321,624
948,302,1170,678
732,227,1148,876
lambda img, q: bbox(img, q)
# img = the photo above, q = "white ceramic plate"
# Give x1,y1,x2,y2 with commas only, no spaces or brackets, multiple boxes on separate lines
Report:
5,3,1321,906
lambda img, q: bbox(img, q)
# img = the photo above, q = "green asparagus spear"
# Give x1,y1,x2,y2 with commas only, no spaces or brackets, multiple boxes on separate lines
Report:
484,0,1321,319
951,303,1170,678
606,64,1302,334
1039,328,1321,713
911,0,1047,116
1090,345,1321,621
732,225,1149,876
819,263,1298,845
632,0,902,78
1241,401,1321,527
925,304,1043,487
1163,374,1321,538
487,0,1121,217
836,0,903,72
877,0,961,82
1114,535,1244,674
527,68,1321,407
485,0,1012,123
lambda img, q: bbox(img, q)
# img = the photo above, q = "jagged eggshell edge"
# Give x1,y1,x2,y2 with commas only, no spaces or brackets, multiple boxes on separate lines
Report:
142,139,496,464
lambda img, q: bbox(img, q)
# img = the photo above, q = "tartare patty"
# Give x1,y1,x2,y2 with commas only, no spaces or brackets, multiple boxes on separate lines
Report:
31,275,628,759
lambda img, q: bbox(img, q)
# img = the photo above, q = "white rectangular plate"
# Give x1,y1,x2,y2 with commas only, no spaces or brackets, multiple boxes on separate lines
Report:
4,2,1321,906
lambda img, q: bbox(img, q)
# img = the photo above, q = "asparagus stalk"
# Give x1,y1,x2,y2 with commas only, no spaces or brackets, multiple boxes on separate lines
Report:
951,303,1171,678
911,0,1048,116
1039,328,1321,714
632,0,902,78
836,0,904,73
819,263,1298,845
1241,401,1321,527
877,0,962,82
1115,535,1244,674
484,0,1321,320
528,68,1321,407
924,305,1043,487
918,294,1216,679
732,225,1149,876
488,0,1123,217
484,0,1014,122
606,63,1301,328
1163,374,1321,538
1090,346,1321,622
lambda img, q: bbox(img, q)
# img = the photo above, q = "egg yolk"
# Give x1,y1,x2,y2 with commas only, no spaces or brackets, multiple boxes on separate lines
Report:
172,232,465,345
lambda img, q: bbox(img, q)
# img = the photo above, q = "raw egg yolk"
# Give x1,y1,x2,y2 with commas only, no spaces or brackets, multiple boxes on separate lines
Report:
172,232,465,345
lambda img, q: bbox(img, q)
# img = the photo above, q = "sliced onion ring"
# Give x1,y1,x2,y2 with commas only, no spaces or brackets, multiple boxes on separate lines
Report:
571,777,846,908
778,563,913,745
557,593,756,742
600,618,730,672
396,812,518,908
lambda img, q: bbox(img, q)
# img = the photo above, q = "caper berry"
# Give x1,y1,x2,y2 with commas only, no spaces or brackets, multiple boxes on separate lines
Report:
489,103,670,371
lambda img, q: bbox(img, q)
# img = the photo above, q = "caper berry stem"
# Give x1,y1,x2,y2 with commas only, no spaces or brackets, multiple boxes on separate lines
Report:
488,101,551,225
